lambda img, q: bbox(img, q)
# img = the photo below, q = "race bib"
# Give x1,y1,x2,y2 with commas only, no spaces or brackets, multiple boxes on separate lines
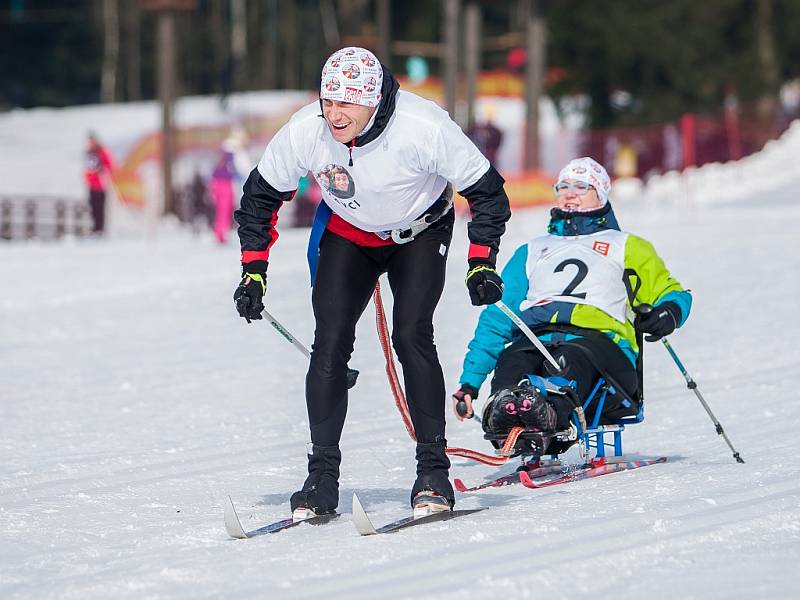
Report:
521,232,629,322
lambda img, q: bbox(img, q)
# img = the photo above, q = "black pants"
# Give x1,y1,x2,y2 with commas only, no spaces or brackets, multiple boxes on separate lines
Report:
491,334,639,428
89,189,106,233
307,210,454,446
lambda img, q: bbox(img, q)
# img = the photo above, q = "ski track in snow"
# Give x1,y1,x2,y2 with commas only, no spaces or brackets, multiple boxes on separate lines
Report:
1,197,799,599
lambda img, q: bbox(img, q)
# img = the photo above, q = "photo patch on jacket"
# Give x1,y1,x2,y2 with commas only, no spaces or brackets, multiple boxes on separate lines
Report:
314,164,355,200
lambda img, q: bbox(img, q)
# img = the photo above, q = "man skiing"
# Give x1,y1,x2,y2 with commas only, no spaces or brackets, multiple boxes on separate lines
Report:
453,157,691,438
233,47,511,518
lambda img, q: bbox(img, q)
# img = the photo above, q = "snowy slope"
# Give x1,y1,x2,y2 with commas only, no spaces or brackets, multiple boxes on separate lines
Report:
2,182,799,599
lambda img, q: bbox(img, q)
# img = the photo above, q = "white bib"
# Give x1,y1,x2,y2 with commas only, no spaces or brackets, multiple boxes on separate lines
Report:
520,230,629,323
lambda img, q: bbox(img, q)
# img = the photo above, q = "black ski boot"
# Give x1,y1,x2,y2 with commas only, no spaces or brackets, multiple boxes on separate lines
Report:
482,388,523,434
515,383,558,431
290,444,341,519
410,441,455,516
483,384,557,434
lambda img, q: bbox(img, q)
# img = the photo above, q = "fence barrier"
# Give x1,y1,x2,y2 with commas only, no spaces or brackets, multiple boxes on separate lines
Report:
0,196,92,241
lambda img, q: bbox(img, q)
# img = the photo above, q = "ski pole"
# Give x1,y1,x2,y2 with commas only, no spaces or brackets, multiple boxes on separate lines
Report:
634,304,744,464
660,337,744,463
260,306,360,390
496,301,562,372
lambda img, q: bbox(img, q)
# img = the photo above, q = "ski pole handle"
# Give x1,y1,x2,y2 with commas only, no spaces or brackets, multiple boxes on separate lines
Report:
456,398,470,418
236,295,253,324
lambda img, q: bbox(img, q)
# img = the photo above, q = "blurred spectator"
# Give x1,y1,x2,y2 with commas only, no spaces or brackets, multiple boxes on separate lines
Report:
188,171,213,234
613,142,638,178
603,135,620,171
662,124,682,172
467,108,504,165
506,48,526,74
778,79,800,130
84,132,115,235
209,130,250,243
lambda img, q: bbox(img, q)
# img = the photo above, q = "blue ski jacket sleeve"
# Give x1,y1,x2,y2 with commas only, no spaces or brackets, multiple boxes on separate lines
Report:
459,243,530,392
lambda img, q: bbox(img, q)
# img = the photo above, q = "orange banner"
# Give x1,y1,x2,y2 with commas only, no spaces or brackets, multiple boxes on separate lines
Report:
113,101,311,207
455,171,553,212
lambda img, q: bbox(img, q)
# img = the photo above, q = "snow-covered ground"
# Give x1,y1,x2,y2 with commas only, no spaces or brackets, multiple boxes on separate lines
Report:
2,171,798,598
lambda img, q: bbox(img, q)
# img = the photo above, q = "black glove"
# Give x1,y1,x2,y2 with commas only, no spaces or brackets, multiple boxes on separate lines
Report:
465,260,504,306
456,384,479,400
637,301,681,341
452,384,479,419
234,261,267,323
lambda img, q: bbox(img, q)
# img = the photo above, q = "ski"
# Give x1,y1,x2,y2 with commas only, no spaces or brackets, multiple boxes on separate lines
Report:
351,493,485,535
224,495,338,539
454,462,566,493
519,456,667,489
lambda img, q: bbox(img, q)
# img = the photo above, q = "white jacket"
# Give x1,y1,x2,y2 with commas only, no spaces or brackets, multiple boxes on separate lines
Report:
256,91,490,232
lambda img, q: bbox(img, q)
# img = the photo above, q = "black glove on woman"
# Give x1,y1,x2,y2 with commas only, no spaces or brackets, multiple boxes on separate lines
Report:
637,301,681,341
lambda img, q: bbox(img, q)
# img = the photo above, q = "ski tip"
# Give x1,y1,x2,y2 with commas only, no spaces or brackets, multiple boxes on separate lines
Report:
518,470,534,487
351,492,378,536
224,495,249,539
352,492,364,514
453,478,468,493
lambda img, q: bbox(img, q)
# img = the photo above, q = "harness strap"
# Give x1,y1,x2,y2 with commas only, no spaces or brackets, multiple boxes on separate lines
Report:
373,282,526,466
446,427,525,466
373,281,416,440
382,184,453,244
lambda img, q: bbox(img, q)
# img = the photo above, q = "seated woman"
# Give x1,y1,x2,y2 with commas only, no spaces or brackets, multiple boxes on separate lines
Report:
453,157,692,436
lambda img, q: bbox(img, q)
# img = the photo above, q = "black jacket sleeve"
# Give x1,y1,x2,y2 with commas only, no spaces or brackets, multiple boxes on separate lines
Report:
234,167,295,265
458,165,511,265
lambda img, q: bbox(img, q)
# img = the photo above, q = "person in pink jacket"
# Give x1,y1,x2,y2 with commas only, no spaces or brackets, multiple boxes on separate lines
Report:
84,133,115,235
210,132,250,243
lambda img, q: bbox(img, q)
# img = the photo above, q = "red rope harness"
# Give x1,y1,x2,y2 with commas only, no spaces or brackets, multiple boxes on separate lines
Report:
373,281,416,440
372,282,521,467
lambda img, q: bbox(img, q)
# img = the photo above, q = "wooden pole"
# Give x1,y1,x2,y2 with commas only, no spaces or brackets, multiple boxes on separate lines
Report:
464,1,481,128
263,0,279,88
231,0,247,91
377,0,391,63
524,0,545,169
101,0,120,103
157,10,176,215
125,0,141,100
443,0,460,119
281,0,299,90
210,0,227,95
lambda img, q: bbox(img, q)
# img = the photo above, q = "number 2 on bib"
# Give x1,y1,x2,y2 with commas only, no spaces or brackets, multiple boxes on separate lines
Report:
554,258,588,298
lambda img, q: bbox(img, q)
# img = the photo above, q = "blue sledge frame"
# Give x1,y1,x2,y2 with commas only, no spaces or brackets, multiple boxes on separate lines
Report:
575,376,644,459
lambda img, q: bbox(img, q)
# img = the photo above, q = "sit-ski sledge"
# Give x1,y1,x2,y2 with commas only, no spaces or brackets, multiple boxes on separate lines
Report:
455,309,667,493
